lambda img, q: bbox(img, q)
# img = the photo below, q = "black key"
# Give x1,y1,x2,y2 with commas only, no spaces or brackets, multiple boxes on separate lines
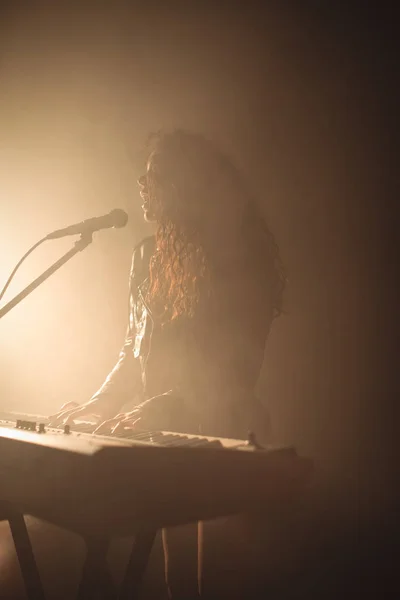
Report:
151,435,183,446
164,436,221,448
126,431,159,440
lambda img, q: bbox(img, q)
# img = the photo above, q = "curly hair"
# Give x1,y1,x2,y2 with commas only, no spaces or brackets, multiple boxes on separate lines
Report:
144,129,286,324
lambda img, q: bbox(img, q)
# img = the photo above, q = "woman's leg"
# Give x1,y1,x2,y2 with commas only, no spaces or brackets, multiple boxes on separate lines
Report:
162,512,307,600
162,524,200,599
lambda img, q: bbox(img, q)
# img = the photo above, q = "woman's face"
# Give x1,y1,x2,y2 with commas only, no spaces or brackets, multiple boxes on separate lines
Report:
137,155,163,223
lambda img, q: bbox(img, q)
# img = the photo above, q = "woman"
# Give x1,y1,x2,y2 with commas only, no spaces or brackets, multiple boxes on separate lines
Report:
49,129,286,597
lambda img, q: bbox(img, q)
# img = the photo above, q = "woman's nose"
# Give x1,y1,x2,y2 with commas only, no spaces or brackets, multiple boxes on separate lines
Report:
137,175,146,187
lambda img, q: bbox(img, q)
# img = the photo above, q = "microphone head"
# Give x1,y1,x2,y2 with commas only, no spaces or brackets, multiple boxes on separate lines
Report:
110,209,129,229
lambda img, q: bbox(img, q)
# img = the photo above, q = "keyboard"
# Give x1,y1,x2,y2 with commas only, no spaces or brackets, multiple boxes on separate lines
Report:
0,413,312,537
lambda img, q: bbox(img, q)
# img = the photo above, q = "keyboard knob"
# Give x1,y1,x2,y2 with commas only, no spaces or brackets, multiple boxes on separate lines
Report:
64,424,71,435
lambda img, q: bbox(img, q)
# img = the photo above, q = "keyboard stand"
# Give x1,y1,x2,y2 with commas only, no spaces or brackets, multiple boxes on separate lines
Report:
3,505,158,600
6,510,46,600
119,529,157,599
76,537,115,600
76,529,157,600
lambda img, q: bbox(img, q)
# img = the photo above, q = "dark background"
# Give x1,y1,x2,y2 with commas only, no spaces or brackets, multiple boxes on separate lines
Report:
0,1,396,524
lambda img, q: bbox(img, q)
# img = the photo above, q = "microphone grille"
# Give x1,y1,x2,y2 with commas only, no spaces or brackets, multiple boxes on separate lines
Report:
110,209,129,229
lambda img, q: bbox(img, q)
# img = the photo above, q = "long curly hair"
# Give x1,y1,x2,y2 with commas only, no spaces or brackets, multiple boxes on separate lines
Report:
144,129,286,324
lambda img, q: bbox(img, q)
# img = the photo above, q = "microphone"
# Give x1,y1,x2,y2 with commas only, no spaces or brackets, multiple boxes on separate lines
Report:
46,209,128,240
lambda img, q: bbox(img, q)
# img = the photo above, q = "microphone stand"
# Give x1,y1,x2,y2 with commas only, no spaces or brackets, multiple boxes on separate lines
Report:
0,233,93,320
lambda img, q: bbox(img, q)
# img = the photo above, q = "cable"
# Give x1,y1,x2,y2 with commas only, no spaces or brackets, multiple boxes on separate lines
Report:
0,236,49,303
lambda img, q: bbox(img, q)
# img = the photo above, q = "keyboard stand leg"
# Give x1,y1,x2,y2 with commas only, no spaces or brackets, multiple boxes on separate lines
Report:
7,512,46,600
77,537,115,600
119,529,157,600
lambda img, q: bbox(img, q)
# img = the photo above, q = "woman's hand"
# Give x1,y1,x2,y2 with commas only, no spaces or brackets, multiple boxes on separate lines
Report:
93,409,142,435
48,397,119,427
94,392,187,436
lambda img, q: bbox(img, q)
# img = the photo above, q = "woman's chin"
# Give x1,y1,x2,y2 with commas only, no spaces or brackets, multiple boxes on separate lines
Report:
144,209,157,223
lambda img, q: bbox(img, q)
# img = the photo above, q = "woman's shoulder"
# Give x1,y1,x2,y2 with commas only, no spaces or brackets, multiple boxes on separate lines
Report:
132,235,156,261
129,235,156,285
